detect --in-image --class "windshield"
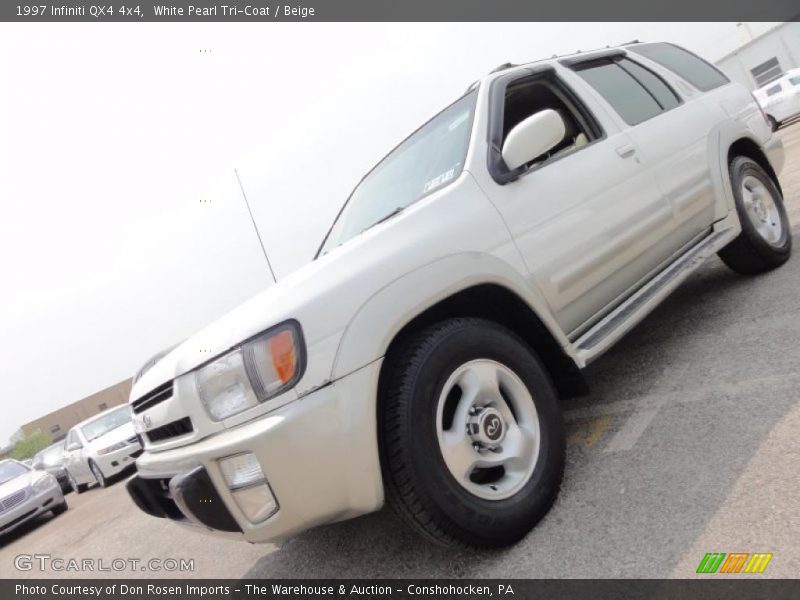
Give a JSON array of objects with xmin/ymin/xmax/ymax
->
[
  {"xmin": 0, "ymin": 461, "xmax": 28, "ymax": 484},
  {"xmin": 37, "ymin": 443, "xmax": 65, "ymax": 466},
  {"xmin": 319, "ymin": 91, "xmax": 477, "ymax": 255},
  {"xmin": 81, "ymin": 406, "xmax": 132, "ymax": 442}
]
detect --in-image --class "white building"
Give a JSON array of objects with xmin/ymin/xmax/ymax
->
[{"xmin": 716, "ymin": 22, "xmax": 800, "ymax": 91}]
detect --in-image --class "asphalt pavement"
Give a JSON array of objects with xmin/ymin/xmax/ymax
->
[{"xmin": 1, "ymin": 120, "xmax": 799, "ymax": 579}]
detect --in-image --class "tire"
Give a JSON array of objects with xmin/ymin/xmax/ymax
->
[
  {"xmin": 89, "ymin": 460, "xmax": 108, "ymax": 488},
  {"xmin": 67, "ymin": 470, "xmax": 88, "ymax": 494},
  {"xmin": 51, "ymin": 501, "xmax": 68, "ymax": 516},
  {"xmin": 379, "ymin": 317, "xmax": 565, "ymax": 549},
  {"xmin": 767, "ymin": 115, "xmax": 779, "ymax": 132},
  {"xmin": 718, "ymin": 156, "xmax": 791, "ymax": 274}
]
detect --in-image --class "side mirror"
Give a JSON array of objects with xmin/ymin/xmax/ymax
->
[
  {"xmin": 66, "ymin": 442, "xmax": 81, "ymax": 452},
  {"xmin": 501, "ymin": 109, "xmax": 566, "ymax": 171}
]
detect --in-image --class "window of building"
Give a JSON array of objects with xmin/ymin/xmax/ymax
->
[
  {"xmin": 751, "ymin": 57, "xmax": 783, "ymax": 88},
  {"xmin": 50, "ymin": 424, "xmax": 61, "ymax": 434},
  {"xmin": 630, "ymin": 42, "xmax": 729, "ymax": 92},
  {"xmin": 98, "ymin": 402, "xmax": 108, "ymax": 411}
]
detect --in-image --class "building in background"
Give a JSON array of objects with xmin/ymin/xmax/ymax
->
[
  {"xmin": 716, "ymin": 22, "xmax": 800, "ymax": 91},
  {"xmin": 18, "ymin": 379, "xmax": 132, "ymax": 442}
]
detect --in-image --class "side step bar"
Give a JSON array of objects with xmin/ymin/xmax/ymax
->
[{"xmin": 574, "ymin": 227, "xmax": 737, "ymax": 366}]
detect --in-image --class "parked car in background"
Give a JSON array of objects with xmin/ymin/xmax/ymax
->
[
  {"xmin": 754, "ymin": 68, "xmax": 800, "ymax": 131},
  {"xmin": 63, "ymin": 405, "xmax": 142, "ymax": 493},
  {"xmin": 32, "ymin": 441, "xmax": 71, "ymax": 493},
  {"xmin": 0, "ymin": 459, "xmax": 66, "ymax": 536},
  {"xmin": 126, "ymin": 42, "xmax": 789, "ymax": 548}
]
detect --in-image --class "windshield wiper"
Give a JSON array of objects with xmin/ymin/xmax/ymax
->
[{"xmin": 361, "ymin": 206, "xmax": 405, "ymax": 235}]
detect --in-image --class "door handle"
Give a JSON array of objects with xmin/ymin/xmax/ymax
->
[{"xmin": 615, "ymin": 144, "xmax": 636, "ymax": 158}]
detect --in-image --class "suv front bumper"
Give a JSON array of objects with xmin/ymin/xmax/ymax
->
[{"xmin": 126, "ymin": 360, "xmax": 383, "ymax": 542}]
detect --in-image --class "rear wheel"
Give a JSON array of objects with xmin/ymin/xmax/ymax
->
[
  {"xmin": 718, "ymin": 156, "xmax": 791, "ymax": 274},
  {"xmin": 379, "ymin": 318, "xmax": 565, "ymax": 548}
]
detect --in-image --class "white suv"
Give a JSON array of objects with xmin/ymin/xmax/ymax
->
[
  {"xmin": 754, "ymin": 68, "xmax": 800, "ymax": 131},
  {"xmin": 125, "ymin": 42, "xmax": 790, "ymax": 548}
]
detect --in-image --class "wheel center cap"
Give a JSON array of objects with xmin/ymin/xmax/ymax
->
[{"xmin": 469, "ymin": 407, "xmax": 506, "ymax": 447}]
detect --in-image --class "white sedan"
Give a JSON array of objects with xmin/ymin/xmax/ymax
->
[
  {"xmin": 63, "ymin": 405, "xmax": 142, "ymax": 492},
  {"xmin": 754, "ymin": 69, "xmax": 800, "ymax": 131},
  {"xmin": 0, "ymin": 459, "xmax": 66, "ymax": 536}
]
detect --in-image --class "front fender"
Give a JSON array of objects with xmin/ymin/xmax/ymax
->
[{"xmin": 331, "ymin": 252, "xmax": 572, "ymax": 380}]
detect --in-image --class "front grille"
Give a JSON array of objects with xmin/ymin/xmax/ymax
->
[
  {"xmin": 0, "ymin": 489, "xmax": 27, "ymax": 513},
  {"xmin": 146, "ymin": 417, "xmax": 193, "ymax": 443},
  {"xmin": 131, "ymin": 380, "xmax": 173, "ymax": 414}
]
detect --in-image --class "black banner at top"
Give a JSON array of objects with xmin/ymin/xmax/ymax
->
[{"xmin": 3, "ymin": 0, "xmax": 800, "ymax": 22}]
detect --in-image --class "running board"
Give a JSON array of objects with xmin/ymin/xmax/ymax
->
[{"xmin": 573, "ymin": 227, "xmax": 737, "ymax": 366}]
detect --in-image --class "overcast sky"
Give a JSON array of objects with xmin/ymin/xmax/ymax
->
[{"xmin": 0, "ymin": 21, "xmax": 780, "ymax": 445}]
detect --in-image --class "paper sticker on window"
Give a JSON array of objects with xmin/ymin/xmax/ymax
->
[
  {"xmin": 448, "ymin": 110, "xmax": 470, "ymax": 131},
  {"xmin": 423, "ymin": 168, "xmax": 456, "ymax": 193}
]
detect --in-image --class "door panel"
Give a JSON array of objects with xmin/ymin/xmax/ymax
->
[
  {"xmin": 623, "ymin": 100, "xmax": 717, "ymax": 247},
  {"xmin": 492, "ymin": 132, "xmax": 680, "ymax": 335}
]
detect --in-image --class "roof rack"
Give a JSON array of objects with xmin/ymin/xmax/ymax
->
[{"xmin": 489, "ymin": 62, "xmax": 517, "ymax": 74}]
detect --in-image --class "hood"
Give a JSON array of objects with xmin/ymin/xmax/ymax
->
[
  {"xmin": 130, "ymin": 227, "xmax": 374, "ymax": 399},
  {"xmin": 86, "ymin": 421, "xmax": 136, "ymax": 450},
  {"xmin": 0, "ymin": 471, "xmax": 39, "ymax": 497},
  {"xmin": 129, "ymin": 172, "xmax": 499, "ymax": 402}
]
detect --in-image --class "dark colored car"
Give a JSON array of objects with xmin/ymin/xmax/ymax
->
[{"xmin": 32, "ymin": 442, "xmax": 71, "ymax": 494}]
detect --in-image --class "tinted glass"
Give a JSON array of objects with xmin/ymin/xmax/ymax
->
[
  {"xmin": 576, "ymin": 61, "xmax": 662, "ymax": 125},
  {"xmin": 619, "ymin": 58, "xmax": 681, "ymax": 110},
  {"xmin": 38, "ymin": 443, "xmax": 65, "ymax": 466},
  {"xmin": 790, "ymin": 76, "xmax": 800, "ymax": 86},
  {"xmin": 632, "ymin": 43, "xmax": 728, "ymax": 92},
  {"xmin": 766, "ymin": 84, "xmax": 782, "ymax": 96}
]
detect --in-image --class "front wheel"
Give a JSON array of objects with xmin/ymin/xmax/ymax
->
[
  {"xmin": 51, "ymin": 501, "xmax": 68, "ymax": 516},
  {"xmin": 718, "ymin": 156, "xmax": 791, "ymax": 274},
  {"xmin": 89, "ymin": 461, "xmax": 108, "ymax": 488},
  {"xmin": 67, "ymin": 470, "xmax": 88, "ymax": 494},
  {"xmin": 379, "ymin": 318, "xmax": 565, "ymax": 548}
]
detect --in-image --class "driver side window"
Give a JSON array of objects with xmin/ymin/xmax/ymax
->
[
  {"xmin": 501, "ymin": 74, "xmax": 601, "ymax": 171},
  {"xmin": 66, "ymin": 429, "xmax": 80, "ymax": 449}
]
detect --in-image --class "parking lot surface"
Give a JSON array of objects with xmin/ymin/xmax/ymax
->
[{"xmin": 2, "ymin": 120, "xmax": 799, "ymax": 579}]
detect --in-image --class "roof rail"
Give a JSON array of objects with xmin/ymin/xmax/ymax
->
[{"xmin": 489, "ymin": 62, "xmax": 516, "ymax": 74}]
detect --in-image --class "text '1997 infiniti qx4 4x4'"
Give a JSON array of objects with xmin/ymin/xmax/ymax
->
[{"xmin": 125, "ymin": 42, "xmax": 790, "ymax": 548}]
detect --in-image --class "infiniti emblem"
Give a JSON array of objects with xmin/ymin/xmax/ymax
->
[{"xmin": 483, "ymin": 414, "xmax": 503, "ymax": 441}]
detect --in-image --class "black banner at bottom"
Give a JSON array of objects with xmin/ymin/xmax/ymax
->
[{"xmin": 4, "ymin": 580, "xmax": 800, "ymax": 600}]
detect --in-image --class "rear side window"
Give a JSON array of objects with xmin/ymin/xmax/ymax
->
[
  {"xmin": 574, "ymin": 58, "xmax": 678, "ymax": 126},
  {"xmin": 631, "ymin": 43, "xmax": 729, "ymax": 92},
  {"xmin": 790, "ymin": 76, "xmax": 800, "ymax": 86},
  {"xmin": 618, "ymin": 58, "xmax": 680, "ymax": 111},
  {"xmin": 765, "ymin": 84, "xmax": 782, "ymax": 96}
]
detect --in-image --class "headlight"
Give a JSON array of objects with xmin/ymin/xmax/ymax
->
[
  {"xmin": 195, "ymin": 321, "xmax": 304, "ymax": 421},
  {"xmin": 97, "ymin": 442, "xmax": 127, "ymax": 455},
  {"xmin": 32, "ymin": 474, "xmax": 56, "ymax": 492}
]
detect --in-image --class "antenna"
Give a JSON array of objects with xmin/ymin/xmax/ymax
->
[{"xmin": 234, "ymin": 168, "xmax": 277, "ymax": 284}]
